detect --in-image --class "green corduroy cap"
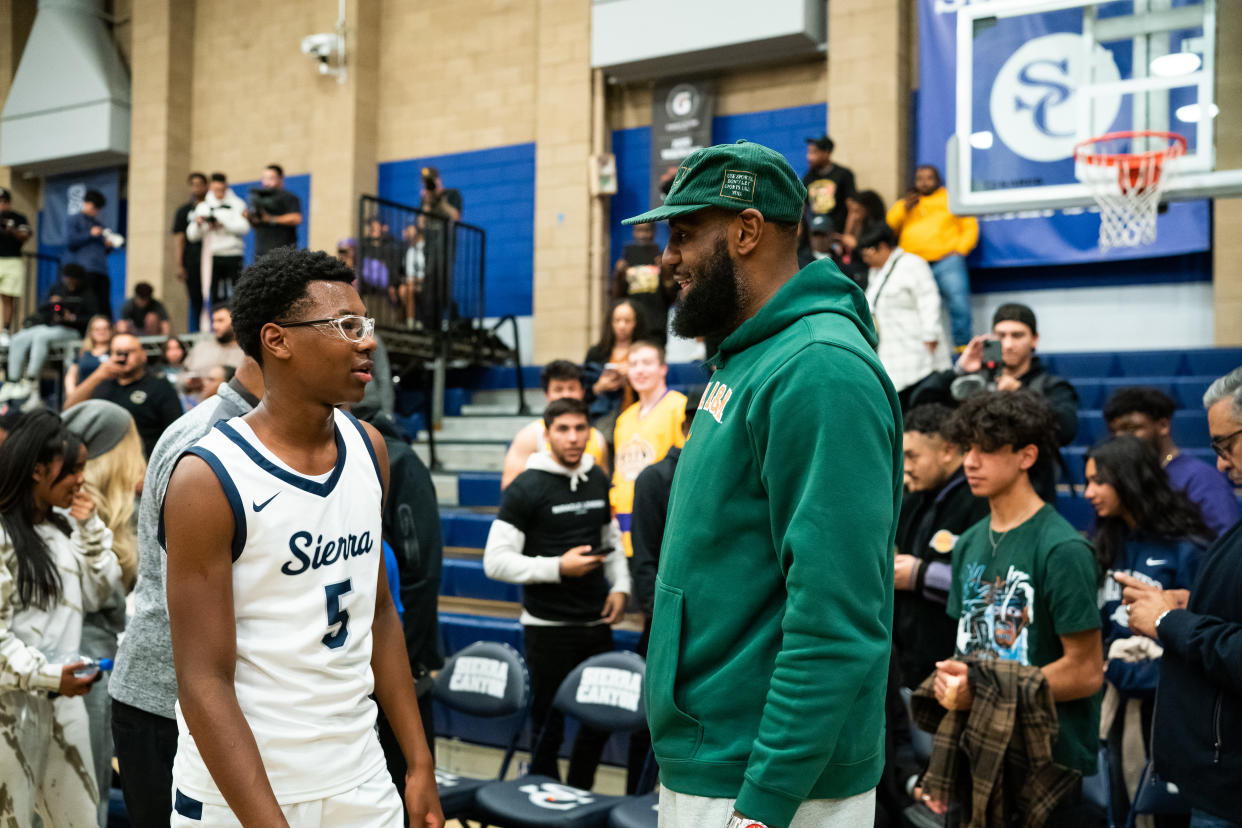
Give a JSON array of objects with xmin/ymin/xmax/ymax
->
[{"xmin": 622, "ymin": 139, "xmax": 808, "ymax": 225}]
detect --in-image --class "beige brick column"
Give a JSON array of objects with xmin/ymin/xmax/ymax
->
[
  {"xmin": 1214, "ymin": 0, "xmax": 1242, "ymax": 345},
  {"xmin": 305, "ymin": 0, "xmax": 379, "ymax": 254},
  {"xmin": 0, "ymin": 0, "xmax": 38, "ymax": 249},
  {"xmin": 531, "ymin": 0, "xmax": 593, "ymax": 364},
  {"xmin": 129, "ymin": 0, "xmax": 196, "ymax": 329},
  {"xmin": 827, "ymin": 0, "xmax": 913, "ymax": 203}
]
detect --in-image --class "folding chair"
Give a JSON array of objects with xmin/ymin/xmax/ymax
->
[
  {"xmin": 431, "ymin": 641, "xmax": 531, "ymax": 822},
  {"xmin": 473, "ymin": 650, "xmax": 648, "ymax": 828}
]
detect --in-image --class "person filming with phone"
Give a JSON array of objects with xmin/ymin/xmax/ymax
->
[
  {"xmin": 912, "ymin": 303, "xmax": 1079, "ymax": 448},
  {"xmin": 482, "ymin": 396, "xmax": 629, "ymax": 791}
]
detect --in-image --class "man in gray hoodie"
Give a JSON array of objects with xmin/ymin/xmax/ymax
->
[{"xmin": 109, "ymin": 356, "xmax": 263, "ymax": 828}]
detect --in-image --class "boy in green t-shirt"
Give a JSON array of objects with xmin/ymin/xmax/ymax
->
[{"xmin": 930, "ymin": 391, "xmax": 1103, "ymax": 817}]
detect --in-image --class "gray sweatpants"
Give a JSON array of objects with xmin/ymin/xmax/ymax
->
[{"xmin": 8, "ymin": 324, "xmax": 79, "ymax": 380}]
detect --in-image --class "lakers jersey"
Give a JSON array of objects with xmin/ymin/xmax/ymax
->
[
  {"xmin": 537, "ymin": 419, "xmax": 608, "ymax": 470},
  {"xmin": 611, "ymin": 389, "xmax": 687, "ymax": 556},
  {"xmin": 166, "ymin": 409, "xmax": 388, "ymax": 805}
]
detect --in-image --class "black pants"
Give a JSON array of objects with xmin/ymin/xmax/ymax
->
[
  {"xmin": 524, "ymin": 623, "xmax": 614, "ymax": 789},
  {"xmin": 209, "ymin": 255, "xmax": 243, "ymax": 309},
  {"xmin": 185, "ymin": 257, "xmax": 203, "ymax": 332},
  {"xmin": 88, "ymin": 269, "xmax": 112, "ymax": 320},
  {"xmin": 111, "ymin": 699, "xmax": 178, "ymax": 828},
  {"xmin": 626, "ymin": 614, "xmax": 654, "ymax": 793}
]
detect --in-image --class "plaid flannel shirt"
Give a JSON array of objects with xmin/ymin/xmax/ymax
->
[{"xmin": 911, "ymin": 659, "xmax": 1081, "ymax": 827}]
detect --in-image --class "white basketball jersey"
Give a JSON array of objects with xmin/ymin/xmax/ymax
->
[{"xmin": 168, "ymin": 408, "xmax": 388, "ymax": 805}]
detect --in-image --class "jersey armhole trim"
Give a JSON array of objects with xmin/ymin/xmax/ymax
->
[
  {"xmin": 341, "ymin": 410, "xmax": 383, "ymax": 490},
  {"xmin": 177, "ymin": 446, "xmax": 247, "ymax": 562}
]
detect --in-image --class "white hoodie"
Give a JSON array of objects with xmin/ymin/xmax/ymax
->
[
  {"xmin": 483, "ymin": 451, "xmax": 631, "ymax": 626},
  {"xmin": 185, "ymin": 188, "xmax": 250, "ymax": 257}
]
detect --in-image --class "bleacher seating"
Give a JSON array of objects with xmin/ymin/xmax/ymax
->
[{"xmin": 429, "ymin": 347, "xmax": 1242, "ymax": 762}]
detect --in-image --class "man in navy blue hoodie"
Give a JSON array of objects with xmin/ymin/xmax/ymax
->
[
  {"xmin": 66, "ymin": 189, "xmax": 114, "ymax": 319},
  {"xmin": 1120, "ymin": 366, "xmax": 1242, "ymax": 827}
]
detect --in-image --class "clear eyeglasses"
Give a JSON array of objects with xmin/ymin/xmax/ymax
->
[{"xmin": 280, "ymin": 314, "xmax": 376, "ymax": 343}]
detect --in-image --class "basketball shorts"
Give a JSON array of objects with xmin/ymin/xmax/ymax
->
[{"xmin": 170, "ymin": 764, "xmax": 403, "ymax": 828}]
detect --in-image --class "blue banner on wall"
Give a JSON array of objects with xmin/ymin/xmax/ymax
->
[{"xmin": 916, "ymin": 0, "xmax": 1209, "ymax": 268}]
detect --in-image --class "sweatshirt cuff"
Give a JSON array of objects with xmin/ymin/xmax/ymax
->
[
  {"xmin": 735, "ymin": 776, "xmax": 802, "ymax": 828},
  {"xmin": 536, "ymin": 555, "xmax": 562, "ymax": 583},
  {"xmin": 33, "ymin": 661, "xmax": 62, "ymax": 692},
  {"xmin": 1155, "ymin": 608, "xmax": 1192, "ymax": 653}
]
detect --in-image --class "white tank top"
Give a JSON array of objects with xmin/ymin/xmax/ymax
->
[{"xmin": 168, "ymin": 408, "xmax": 388, "ymax": 805}]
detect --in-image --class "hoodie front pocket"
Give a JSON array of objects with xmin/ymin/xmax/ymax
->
[{"xmin": 645, "ymin": 577, "xmax": 704, "ymax": 760}]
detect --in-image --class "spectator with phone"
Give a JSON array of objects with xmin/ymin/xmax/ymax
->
[
  {"xmin": 1, "ymin": 264, "xmax": 101, "ymax": 404},
  {"xmin": 482, "ymin": 397, "xmax": 629, "ymax": 791},
  {"xmin": 584, "ymin": 298, "xmax": 647, "ymax": 426},
  {"xmin": 65, "ymin": 189, "xmax": 116, "ymax": 320},
  {"xmin": 62, "ymin": 333, "xmax": 183, "ymax": 458},
  {"xmin": 185, "ymin": 173, "xmax": 249, "ymax": 309},
  {"xmin": 911, "ymin": 303, "xmax": 1079, "ymax": 448},
  {"xmin": 0, "ymin": 409, "xmax": 123, "ymax": 827},
  {"xmin": 418, "ymin": 166, "xmax": 461, "ymax": 328}
]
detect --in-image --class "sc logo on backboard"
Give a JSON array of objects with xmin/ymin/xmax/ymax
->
[{"xmin": 990, "ymin": 33, "xmax": 1122, "ymax": 162}]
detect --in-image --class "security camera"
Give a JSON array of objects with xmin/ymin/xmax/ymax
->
[{"xmin": 301, "ymin": 33, "xmax": 337, "ymax": 60}]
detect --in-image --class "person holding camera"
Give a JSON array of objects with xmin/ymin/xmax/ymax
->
[
  {"xmin": 0, "ymin": 187, "xmax": 32, "ymax": 336},
  {"xmin": 247, "ymin": 164, "xmax": 302, "ymax": 259},
  {"xmin": 0, "ymin": 264, "xmax": 101, "ymax": 403},
  {"xmin": 482, "ymin": 397, "xmax": 629, "ymax": 791},
  {"xmin": 185, "ymin": 173, "xmax": 250, "ymax": 311},
  {"xmin": 62, "ymin": 333, "xmax": 183, "ymax": 458},
  {"xmin": 418, "ymin": 167, "xmax": 461, "ymax": 327},
  {"xmin": 66, "ymin": 189, "xmax": 117, "ymax": 320}
]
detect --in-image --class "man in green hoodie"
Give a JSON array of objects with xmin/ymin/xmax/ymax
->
[{"xmin": 622, "ymin": 140, "xmax": 902, "ymax": 828}]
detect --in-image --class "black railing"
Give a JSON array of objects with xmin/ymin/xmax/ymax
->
[{"xmin": 356, "ymin": 195, "xmax": 486, "ymax": 332}]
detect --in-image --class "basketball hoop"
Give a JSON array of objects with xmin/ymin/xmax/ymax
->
[{"xmin": 1074, "ymin": 131, "xmax": 1186, "ymax": 252}]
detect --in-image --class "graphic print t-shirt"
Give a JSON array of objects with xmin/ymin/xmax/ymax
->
[{"xmin": 946, "ymin": 504, "xmax": 1101, "ymax": 774}]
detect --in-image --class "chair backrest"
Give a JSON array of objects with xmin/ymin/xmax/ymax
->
[
  {"xmin": 552, "ymin": 650, "xmax": 646, "ymax": 733},
  {"xmin": 433, "ymin": 640, "xmax": 530, "ymax": 718}
]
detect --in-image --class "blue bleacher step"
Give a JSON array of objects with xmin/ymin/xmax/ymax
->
[
  {"xmin": 442, "ymin": 556, "xmax": 520, "ymax": 603},
  {"xmin": 1061, "ymin": 446, "xmax": 1222, "ymax": 486},
  {"xmin": 1074, "ymin": 409, "xmax": 1208, "ymax": 449},
  {"xmin": 413, "ymin": 441, "xmax": 507, "ymax": 472},
  {"xmin": 440, "ymin": 508, "xmax": 497, "ymax": 549},
  {"xmin": 1071, "ymin": 376, "xmax": 1216, "ymax": 410}
]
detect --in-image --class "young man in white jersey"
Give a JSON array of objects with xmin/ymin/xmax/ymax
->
[{"xmin": 163, "ymin": 248, "xmax": 442, "ymax": 827}]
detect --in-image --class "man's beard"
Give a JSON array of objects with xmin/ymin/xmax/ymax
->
[
  {"xmin": 217, "ymin": 330, "xmax": 236, "ymax": 345},
  {"xmin": 671, "ymin": 239, "xmax": 744, "ymax": 340}
]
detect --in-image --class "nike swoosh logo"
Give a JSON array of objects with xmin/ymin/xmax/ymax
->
[
  {"xmin": 1145, "ymin": 558, "xmax": 1168, "ymax": 567},
  {"xmin": 252, "ymin": 493, "xmax": 279, "ymax": 512}
]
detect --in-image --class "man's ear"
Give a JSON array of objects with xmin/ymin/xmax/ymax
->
[
  {"xmin": 734, "ymin": 209, "xmax": 765, "ymax": 257},
  {"xmin": 259, "ymin": 322, "xmax": 294, "ymax": 363},
  {"xmin": 1017, "ymin": 443, "xmax": 1040, "ymax": 472}
]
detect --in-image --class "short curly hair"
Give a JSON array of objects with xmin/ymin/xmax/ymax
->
[
  {"xmin": 230, "ymin": 248, "xmax": 355, "ymax": 364},
  {"xmin": 1103, "ymin": 386, "xmax": 1176, "ymax": 424},
  {"xmin": 941, "ymin": 390, "xmax": 1058, "ymax": 457}
]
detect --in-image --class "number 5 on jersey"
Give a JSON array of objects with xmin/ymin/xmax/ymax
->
[{"xmin": 323, "ymin": 579, "xmax": 353, "ymax": 649}]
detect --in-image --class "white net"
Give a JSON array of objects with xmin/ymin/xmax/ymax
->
[{"xmin": 1075, "ymin": 133, "xmax": 1184, "ymax": 252}]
